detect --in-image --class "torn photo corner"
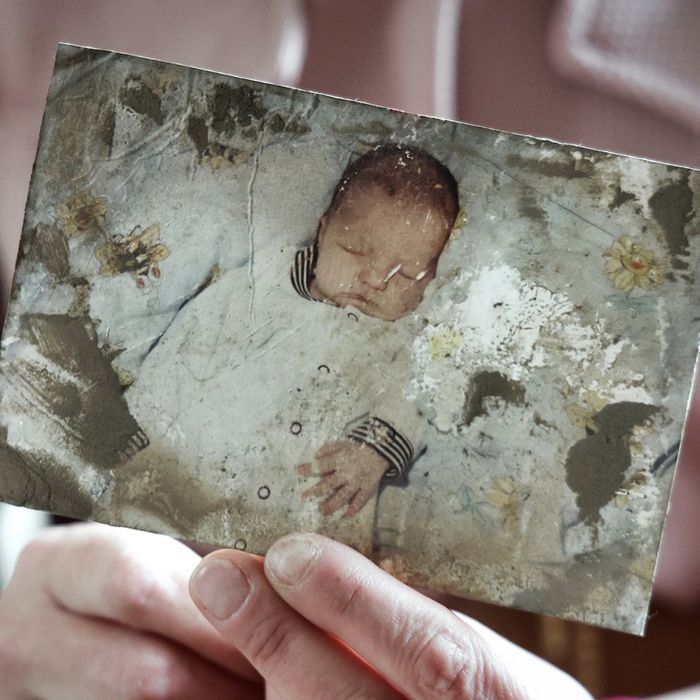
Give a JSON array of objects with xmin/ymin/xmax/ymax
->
[{"xmin": 1, "ymin": 43, "xmax": 698, "ymax": 635}]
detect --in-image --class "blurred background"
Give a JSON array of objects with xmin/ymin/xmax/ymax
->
[{"xmin": 0, "ymin": 1, "xmax": 699, "ymax": 696}]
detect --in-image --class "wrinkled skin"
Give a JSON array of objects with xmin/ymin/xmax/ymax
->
[{"xmin": 0, "ymin": 523, "xmax": 598, "ymax": 699}]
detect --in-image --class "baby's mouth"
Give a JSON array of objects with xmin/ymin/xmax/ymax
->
[
  {"xmin": 340, "ymin": 291, "xmax": 373, "ymax": 304},
  {"xmin": 339, "ymin": 293, "xmax": 380, "ymax": 313}
]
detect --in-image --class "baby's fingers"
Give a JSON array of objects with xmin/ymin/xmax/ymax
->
[
  {"xmin": 296, "ymin": 462, "xmax": 313, "ymax": 477},
  {"xmin": 319, "ymin": 483, "xmax": 355, "ymax": 517},
  {"xmin": 343, "ymin": 486, "xmax": 372, "ymax": 518},
  {"xmin": 301, "ymin": 471, "xmax": 342, "ymax": 500}
]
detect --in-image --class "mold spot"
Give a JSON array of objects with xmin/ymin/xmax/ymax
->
[
  {"xmin": 565, "ymin": 401, "xmax": 659, "ymax": 523},
  {"xmin": 268, "ymin": 112, "xmax": 311, "ymax": 135},
  {"xmin": 209, "ymin": 83, "xmax": 265, "ymax": 136},
  {"xmin": 100, "ymin": 104, "xmax": 116, "ymax": 157},
  {"xmin": 0, "ymin": 428, "xmax": 95, "ymax": 519},
  {"xmin": 505, "ymin": 153, "xmax": 593, "ymax": 179},
  {"xmin": 518, "ymin": 190, "xmax": 548, "ymax": 227},
  {"xmin": 462, "ymin": 371, "xmax": 526, "ymax": 426},
  {"xmin": 331, "ymin": 120, "xmax": 395, "ymax": 140},
  {"xmin": 608, "ymin": 185, "xmax": 636, "ymax": 210},
  {"xmin": 17, "ymin": 314, "xmax": 147, "ymax": 470},
  {"xmin": 67, "ymin": 283, "xmax": 91, "ymax": 319},
  {"xmin": 55, "ymin": 47, "xmax": 98, "ymax": 71},
  {"xmin": 186, "ymin": 114, "xmax": 209, "ymax": 156},
  {"xmin": 120, "ymin": 79, "xmax": 164, "ymax": 125},
  {"xmin": 649, "ymin": 175, "xmax": 694, "ymax": 271},
  {"xmin": 269, "ymin": 113, "xmax": 286, "ymax": 132},
  {"xmin": 27, "ymin": 224, "xmax": 70, "ymax": 280},
  {"xmin": 533, "ymin": 412, "xmax": 556, "ymax": 431}
]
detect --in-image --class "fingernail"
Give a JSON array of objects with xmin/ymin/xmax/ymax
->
[
  {"xmin": 266, "ymin": 535, "xmax": 320, "ymax": 585},
  {"xmin": 190, "ymin": 558, "xmax": 250, "ymax": 619}
]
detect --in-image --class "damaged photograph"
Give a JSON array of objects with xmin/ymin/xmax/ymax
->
[{"xmin": 1, "ymin": 44, "xmax": 699, "ymax": 634}]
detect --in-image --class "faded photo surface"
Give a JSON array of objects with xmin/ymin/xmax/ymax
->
[{"xmin": 1, "ymin": 45, "xmax": 699, "ymax": 633}]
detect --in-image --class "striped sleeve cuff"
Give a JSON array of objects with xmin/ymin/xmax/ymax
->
[
  {"xmin": 346, "ymin": 416, "xmax": 414, "ymax": 481},
  {"xmin": 118, "ymin": 429, "xmax": 150, "ymax": 465},
  {"xmin": 290, "ymin": 246, "xmax": 318, "ymax": 301}
]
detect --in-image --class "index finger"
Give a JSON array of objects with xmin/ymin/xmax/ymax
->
[{"xmin": 18, "ymin": 522, "xmax": 259, "ymax": 683}]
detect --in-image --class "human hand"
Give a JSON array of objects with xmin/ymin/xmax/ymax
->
[
  {"xmin": 297, "ymin": 439, "xmax": 387, "ymax": 517},
  {"xmin": 0, "ymin": 522, "xmax": 261, "ymax": 699},
  {"xmin": 190, "ymin": 532, "xmax": 594, "ymax": 700}
]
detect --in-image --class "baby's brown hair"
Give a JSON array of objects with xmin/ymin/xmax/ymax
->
[{"xmin": 327, "ymin": 144, "xmax": 459, "ymax": 228}]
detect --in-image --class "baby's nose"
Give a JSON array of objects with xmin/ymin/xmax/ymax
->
[{"xmin": 360, "ymin": 264, "xmax": 390, "ymax": 290}]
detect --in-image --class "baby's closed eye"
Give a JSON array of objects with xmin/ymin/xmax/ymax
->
[
  {"xmin": 338, "ymin": 242, "xmax": 366, "ymax": 257},
  {"xmin": 397, "ymin": 264, "xmax": 431, "ymax": 281}
]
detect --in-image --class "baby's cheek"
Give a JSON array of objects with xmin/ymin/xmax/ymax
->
[
  {"xmin": 316, "ymin": 256, "xmax": 342, "ymax": 290},
  {"xmin": 330, "ymin": 253, "xmax": 360, "ymax": 287},
  {"xmin": 390, "ymin": 277, "xmax": 424, "ymax": 310},
  {"xmin": 345, "ymin": 259, "xmax": 368, "ymax": 290}
]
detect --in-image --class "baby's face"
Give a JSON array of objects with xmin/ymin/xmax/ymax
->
[{"xmin": 313, "ymin": 184, "xmax": 452, "ymax": 321}]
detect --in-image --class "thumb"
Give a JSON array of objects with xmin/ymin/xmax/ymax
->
[{"xmin": 189, "ymin": 548, "xmax": 400, "ymax": 699}]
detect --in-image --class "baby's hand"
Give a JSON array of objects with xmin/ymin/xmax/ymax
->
[{"xmin": 297, "ymin": 439, "xmax": 387, "ymax": 517}]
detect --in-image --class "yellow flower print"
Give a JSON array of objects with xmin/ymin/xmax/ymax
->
[
  {"xmin": 95, "ymin": 224, "xmax": 170, "ymax": 287},
  {"xmin": 202, "ymin": 143, "xmax": 243, "ymax": 171},
  {"xmin": 57, "ymin": 190, "xmax": 108, "ymax": 236},
  {"xmin": 486, "ymin": 476, "xmax": 527, "ymax": 527},
  {"xmin": 427, "ymin": 326, "xmax": 464, "ymax": 360},
  {"xmin": 449, "ymin": 208, "xmax": 467, "ymax": 238},
  {"xmin": 603, "ymin": 235, "xmax": 663, "ymax": 292},
  {"xmin": 116, "ymin": 368, "xmax": 135, "ymax": 388},
  {"xmin": 453, "ymin": 208, "xmax": 466, "ymax": 230}
]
